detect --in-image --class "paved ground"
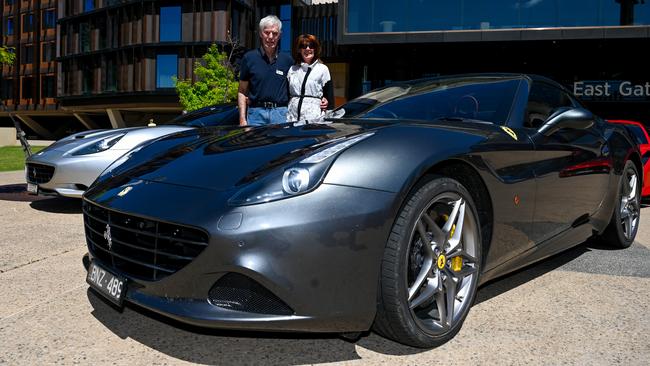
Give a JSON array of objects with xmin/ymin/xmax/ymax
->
[{"xmin": 0, "ymin": 169, "xmax": 649, "ymax": 365}]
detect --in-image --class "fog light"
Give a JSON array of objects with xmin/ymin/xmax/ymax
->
[{"xmin": 451, "ymin": 256, "xmax": 463, "ymax": 272}]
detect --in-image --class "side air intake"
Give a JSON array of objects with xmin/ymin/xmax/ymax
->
[{"xmin": 208, "ymin": 273, "xmax": 294, "ymax": 316}]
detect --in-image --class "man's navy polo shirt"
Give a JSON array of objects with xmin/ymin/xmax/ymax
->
[{"xmin": 239, "ymin": 47, "xmax": 294, "ymax": 106}]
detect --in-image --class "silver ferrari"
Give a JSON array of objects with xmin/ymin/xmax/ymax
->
[{"xmin": 25, "ymin": 104, "xmax": 238, "ymax": 198}]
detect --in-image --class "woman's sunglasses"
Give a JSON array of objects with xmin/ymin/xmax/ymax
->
[{"xmin": 299, "ymin": 43, "xmax": 316, "ymax": 49}]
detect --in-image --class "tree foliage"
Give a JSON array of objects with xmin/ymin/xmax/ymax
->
[
  {"xmin": 0, "ymin": 46, "xmax": 15, "ymax": 65},
  {"xmin": 175, "ymin": 44, "xmax": 239, "ymax": 112}
]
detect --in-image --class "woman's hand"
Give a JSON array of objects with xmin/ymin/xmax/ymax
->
[{"xmin": 320, "ymin": 97, "xmax": 329, "ymax": 111}]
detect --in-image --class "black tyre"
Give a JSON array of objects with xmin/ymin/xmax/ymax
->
[
  {"xmin": 600, "ymin": 161, "xmax": 641, "ymax": 248},
  {"xmin": 374, "ymin": 176, "xmax": 482, "ymax": 348}
]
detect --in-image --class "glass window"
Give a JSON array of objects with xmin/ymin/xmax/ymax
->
[
  {"xmin": 525, "ymin": 82, "xmax": 575, "ymax": 128},
  {"xmin": 42, "ymin": 42, "xmax": 55, "ymax": 62},
  {"xmin": 231, "ymin": 8, "xmax": 240, "ymax": 41},
  {"xmin": 96, "ymin": 17, "xmax": 107, "ymax": 49},
  {"xmin": 43, "ymin": 9, "xmax": 56, "ymax": 29},
  {"xmin": 160, "ymin": 6, "xmax": 181, "ymax": 41},
  {"xmin": 156, "ymin": 54, "xmax": 177, "ymax": 88},
  {"xmin": 80, "ymin": 23, "xmax": 90, "ymax": 52},
  {"xmin": 84, "ymin": 0, "xmax": 95, "ymax": 12},
  {"xmin": 82, "ymin": 67, "xmax": 93, "ymax": 94},
  {"xmin": 21, "ymin": 45, "xmax": 34, "ymax": 64},
  {"xmin": 105, "ymin": 58, "xmax": 117, "ymax": 92},
  {"xmin": 41, "ymin": 75, "xmax": 56, "ymax": 98},
  {"xmin": 347, "ymin": 0, "xmax": 645, "ymax": 33},
  {"xmin": 165, "ymin": 105, "xmax": 239, "ymax": 127},
  {"xmin": 280, "ymin": 4, "xmax": 291, "ymax": 52},
  {"xmin": 335, "ymin": 77, "xmax": 520, "ymax": 125},
  {"xmin": 22, "ymin": 13, "xmax": 34, "ymax": 33},
  {"xmin": 21, "ymin": 77, "xmax": 33, "ymax": 99},
  {"xmin": 1, "ymin": 79, "xmax": 13, "ymax": 100},
  {"xmin": 5, "ymin": 17, "xmax": 14, "ymax": 35}
]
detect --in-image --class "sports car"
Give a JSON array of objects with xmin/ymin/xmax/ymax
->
[
  {"xmin": 81, "ymin": 74, "xmax": 640, "ymax": 348},
  {"xmin": 24, "ymin": 104, "xmax": 238, "ymax": 198},
  {"xmin": 607, "ymin": 120, "xmax": 650, "ymax": 197}
]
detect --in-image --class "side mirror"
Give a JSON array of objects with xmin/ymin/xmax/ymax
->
[{"xmin": 538, "ymin": 108, "xmax": 594, "ymax": 136}]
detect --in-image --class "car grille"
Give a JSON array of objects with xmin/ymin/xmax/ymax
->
[
  {"xmin": 83, "ymin": 201, "xmax": 209, "ymax": 281},
  {"xmin": 25, "ymin": 163, "xmax": 55, "ymax": 184}
]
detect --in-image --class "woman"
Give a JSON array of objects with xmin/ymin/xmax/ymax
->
[{"xmin": 286, "ymin": 34, "xmax": 334, "ymax": 122}]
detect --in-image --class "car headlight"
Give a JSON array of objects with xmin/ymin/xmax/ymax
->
[
  {"xmin": 229, "ymin": 132, "xmax": 374, "ymax": 206},
  {"xmin": 72, "ymin": 134, "xmax": 125, "ymax": 155},
  {"xmin": 282, "ymin": 167, "xmax": 310, "ymax": 194}
]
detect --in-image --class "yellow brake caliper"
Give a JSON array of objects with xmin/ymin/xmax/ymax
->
[{"xmin": 443, "ymin": 214, "xmax": 463, "ymax": 272}]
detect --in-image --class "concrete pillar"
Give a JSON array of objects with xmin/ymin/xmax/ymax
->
[
  {"xmin": 0, "ymin": 127, "xmax": 15, "ymax": 147},
  {"xmin": 73, "ymin": 113, "xmax": 101, "ymax": 130},
  {"xmin": 15, "ymin": 115, "xmax": 56, "ymax": 140},
  {"xmin": 106, "ymin": 109, "xmax": 126, "ymax": 129}
]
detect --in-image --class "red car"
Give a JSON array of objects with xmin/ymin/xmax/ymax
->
[{"xmin": 608, "ymin": 120, "xmax": 650, "ymax": 197}]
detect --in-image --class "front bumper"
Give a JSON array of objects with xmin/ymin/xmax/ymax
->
[
  {"xmin": 83, "ymin": 181, "xmax": 398, "ymax": 332},
  {"xmin": 26, "ymin": 149, "xmax": 127, "ymax": 198}
]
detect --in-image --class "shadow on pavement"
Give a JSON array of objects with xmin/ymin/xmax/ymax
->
[
  {"xmin": 86, "ymin": 236, "xmax": 648, "ymax": 360},
  {"xmin": 475, "ymin": 243, "xmax": 589, "ymax": 305},
  {"xmin": 476, "ymin": 237, "xmax": 650, "ymax": 305},
  {"xmin": 29, "ymin": 197, "xmax": 82, "ymax": 214},
  {"xmin": 87, "ymin": 289, "xmax": 366, "ymax": 364},
  {"xmin": 0, "ymin": 183, "xmax": 50, "ymax": 202}
]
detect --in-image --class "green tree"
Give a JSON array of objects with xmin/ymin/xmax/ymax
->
[
  {"xmin": 0, "ymin": 45, "xmax": 15, "ymax": 65},
  {"xmin": 175, "ymin": 44, "xmax": 239, "ymax": 112}
]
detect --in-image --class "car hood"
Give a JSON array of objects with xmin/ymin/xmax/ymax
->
[
  {"xmin": 41, "ymin": 126, "xmax": 192, "ymax": 154},
  {"xmin": 44, "ymin": 128, "xmax": 135, "ymax": 152},
  {"xmin": 90, "ymin": 123, "xmax": 373, "ymax": 193},
  {"xmin": 87, "ymin": 118, "xmax": 498, "ymax": 196}
]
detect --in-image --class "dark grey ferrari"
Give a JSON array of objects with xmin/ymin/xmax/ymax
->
[{"xmin": 82, "ymin": 74, "xmax": 641, "ymax": 348}]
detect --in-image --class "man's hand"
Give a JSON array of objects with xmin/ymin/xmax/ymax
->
[
  {"xmin": 238, "ymin": 81, "xmax": 250, "ymax": 126},
  {"xmin": 320, "ymin": 97, "xmax": 329, "ymax": 111}
]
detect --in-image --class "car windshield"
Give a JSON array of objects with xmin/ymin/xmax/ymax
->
[
  {"xmin": 330, "ymin": 77, "xmax": 521, "ymax": 125},
  {"xmin": 163, "ymin": 105, "xmax": 238, "ymax": 127}
]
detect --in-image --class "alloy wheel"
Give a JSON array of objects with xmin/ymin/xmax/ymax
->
[
  {"xmin": 406, "ymin": 192, "xmax": 480, "ymax": 334},
  {"xmin": 620, "ymin": 168, "xmax": 640, "ymax": 240}
]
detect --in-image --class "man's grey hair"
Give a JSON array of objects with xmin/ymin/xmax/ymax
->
[{"xmin": 259, "ymin": 15, "xmax": 282, "ymax": 33}]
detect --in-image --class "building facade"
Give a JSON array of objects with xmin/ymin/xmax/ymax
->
[
  {"xmin": 336, "ymin": 0, "xmax": 650, "ymax": 125},
  {"xmin": 1, "ymin": 0, "xmax": 342, "ymax": 138},
  {"xmin": 56, "ymin": 0, "xmax": 259, "ymax": 130},
  {"xmin": 1, "ymin": 0, "xmax": 60, "ymax": 139}
]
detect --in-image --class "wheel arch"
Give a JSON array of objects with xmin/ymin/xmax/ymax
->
[{"xmin": 409, "ymin": 159, "xmax": 494, "ymax": 269}]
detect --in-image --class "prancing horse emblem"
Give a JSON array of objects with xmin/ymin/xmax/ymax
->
[{"xmin": 103, "ymin": 224, "xmax": 113, "ymax": 250}]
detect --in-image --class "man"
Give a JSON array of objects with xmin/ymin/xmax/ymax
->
[
  {"xmin": 238, "ymin": 15, "xmax": 293, "ymax": 126},
  {"xmin": 238, "ymin": 15, "xmax": 327, "ymax": 126}
]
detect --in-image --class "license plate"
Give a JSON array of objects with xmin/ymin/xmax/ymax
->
[
  {"xmin": 26, "ymin": 183, "xmax": 38, "ymax": 194},
  {"xmin": 86, "ymin": 261, "xmax": 127, "ymax": 306}
]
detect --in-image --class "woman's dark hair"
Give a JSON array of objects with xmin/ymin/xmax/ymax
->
[{"xmin": 293, "ymin": 34, "xmax": 321, "ymax": 64}]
